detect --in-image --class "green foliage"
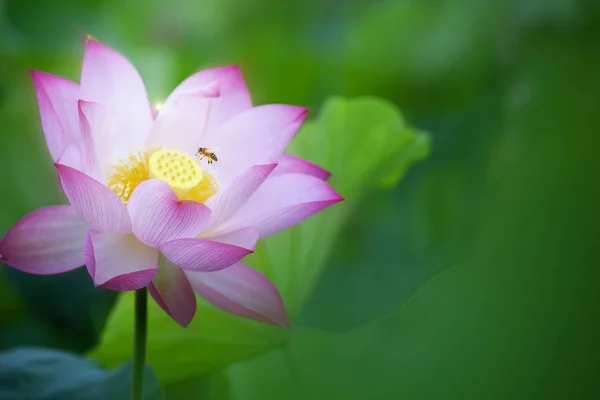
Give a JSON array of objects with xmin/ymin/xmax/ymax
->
[
  {"xmin": 0, "ymin": 347, "xmax": 162, "ymax": 399},
  {"xmin": 247, "ymin": 97, "xmax": 430, "ymax": 317},
  {"xmin": 228, "ymin": 17, "xmax": 600, "ymax": 399},
  {"xmin": 0, "ymin": 268, "xmax": 24, "ymax": 324},
  {"xmin": 91, "ymin": 292, "xmax": 288, "ymax": 385},
  {"xmin": 90, "ymin": 96, "xmax": 429, "ymax": 384}
]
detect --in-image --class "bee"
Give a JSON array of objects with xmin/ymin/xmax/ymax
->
[{"xmin": 196, "ymin": 147, "xmax": 218, "ymax": 164}]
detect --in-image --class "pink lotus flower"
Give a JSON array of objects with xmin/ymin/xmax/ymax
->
[{"xmin": 0, "ymin": 38, "xmax": 342, "ymax": 328}]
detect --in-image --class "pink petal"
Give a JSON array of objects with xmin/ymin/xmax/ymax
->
[
  {"xmin": 56, "ymin": 144, "xmax": 83, "ymax": 172},
  {"xmin": 144, "ymin": 83, "xmax": 218, "ymax": 155},
  {"xmin": 84, "ymin": 230, "xmax": 158, "ymax": 291},
  {"xmin": 147, "ymin": 65, "xmax": 251, "ymax": 153},
  {"xmin": 209, "ymin": 105, "xmax": 307, "ymax": 182},
  {"xmin": 205, "ymin": 164, "xmax": 277, "ymax": 229},
  {"xmin": 207, "ymin": 228, "xmax": 260, "ymax": 250},
  {"xmin": 55, "ymin": 164, "xmax": 131, "ymax": 234},
  {"xmin": 80, "ymin": 38, "xmax": 153, "ymax": 163},
  {"xmin": 182, "ymin": 65, "xmax": 252, "ymax": 138},
  {"xmin": 146, "ymin": 65, "xmax": 251, "ymax": 153},
  {"xmin": 30, "ymin": 70, "xmax": 80, "ymax": 165},
  {"xmin": 128, "ymin": 179, "xmax": 211, "ymax": 247},
  {"xmin": 220, "ymin": 173, "xmax": 343, "ymax": 237},
  {"xmin": 275, "ymin": 154, "xmax": 331, "ymax": 180},
  {"xmin": 160, "ymin": 237, "xmax": 256, "ymax": 272},
  {"xmin": 77, "ymin": 100, "xmax": 119, "ymax": 180},
  {"xmin": 185, "ymin": 262, "xmax": 289, "ymax": 327},
  {"xmin": 148, "ymin": 255, "xmax": 196, "ymax": 327},
  {"xmin": 0, "ymin": 206, "xmax": 89, "ymax": 274}
]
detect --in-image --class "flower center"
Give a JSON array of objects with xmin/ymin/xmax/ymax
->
[
  {"xmin": 107, "ymin": 148, "xmax": 218, "ymax": 204},
  {"xmin": 148, "ymin": 149, "xmax": 203, "ymax": 197}
]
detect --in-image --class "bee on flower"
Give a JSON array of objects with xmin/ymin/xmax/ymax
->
[{"xmin": 196, "ymin": 147, "xmax": 218, "ymax": 164}]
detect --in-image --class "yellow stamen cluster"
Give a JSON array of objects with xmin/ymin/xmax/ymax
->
[
  {"xmin": 107, "ymin": 150, "xmax": 152, "ymax": 204},
  {"xmin": 106, "ymin": 148, "xmax": 218, "ymax": 204}
]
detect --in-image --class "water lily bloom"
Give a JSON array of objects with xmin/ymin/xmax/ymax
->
[{"xmin": 0, "ymin": 38, "xmax": 342, "ymax": 327}]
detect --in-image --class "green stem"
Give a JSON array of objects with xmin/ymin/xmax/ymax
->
[{"xmin": 131, "ymin": 288, "xmax": 148, "ymax": 400}]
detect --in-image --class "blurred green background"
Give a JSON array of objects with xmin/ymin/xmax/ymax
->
[{"xmin": 1, "ymin": 0, "xmax": 600, "ymax": 399}]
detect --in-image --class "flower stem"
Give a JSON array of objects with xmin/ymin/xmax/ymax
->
[{"xmin": 132, "ymin": 288, "xmax": 148, "ymax": 400}]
